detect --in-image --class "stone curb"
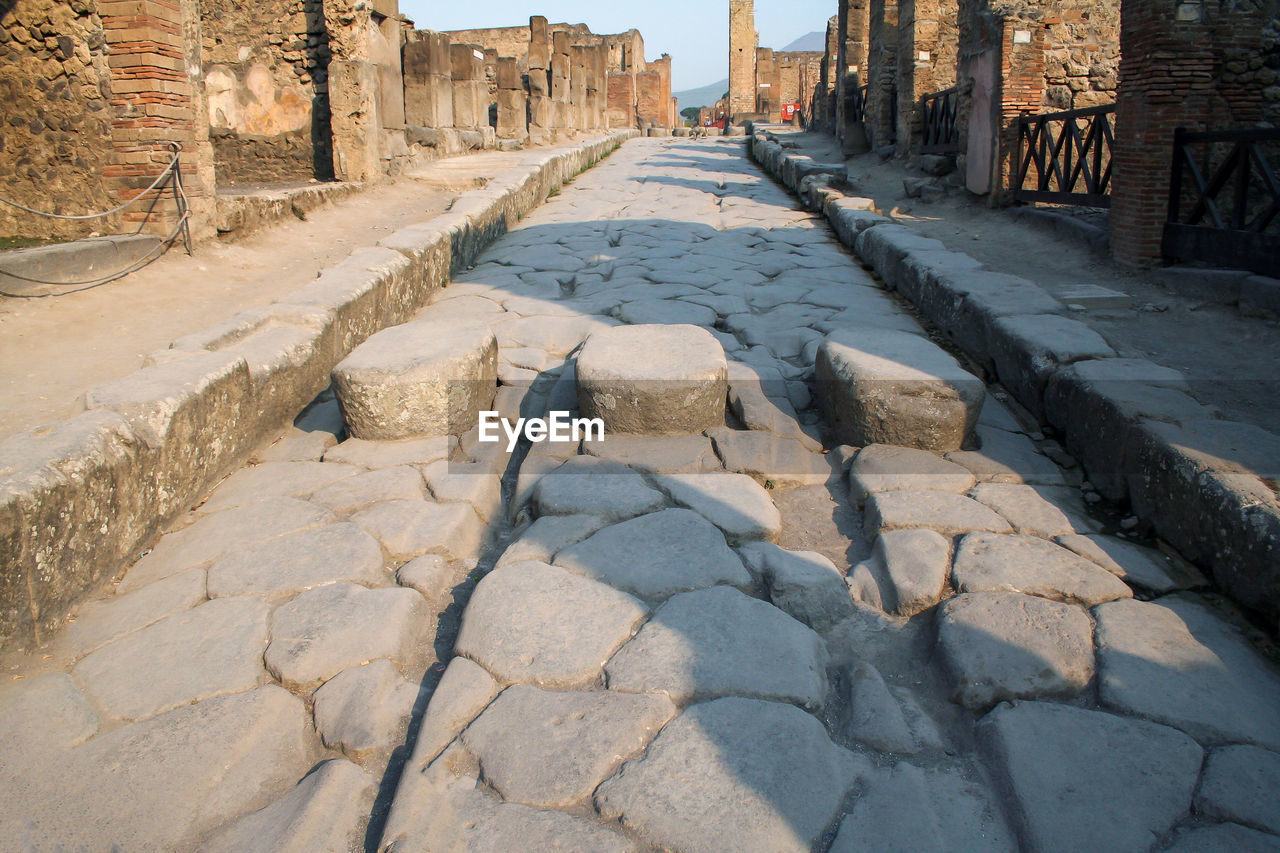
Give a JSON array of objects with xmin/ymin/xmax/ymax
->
[
  {"xmin": 0, "ymin": 130, "xmax": 639, "ymax": 649},
  {"xmin": 0, "ymin": 235, "xmax": 163, "ymax": 297},
  {"xmin": 750, "ymin": 128, "xmax": 1280, "ymax": 623}
]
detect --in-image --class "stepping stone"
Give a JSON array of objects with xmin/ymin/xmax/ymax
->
[
  {"xmin": 848, "ymin": 528, "xmax": 951, "ymax": 617},
  {"xmin": 605, "ymin": 585, "xmax": 828, "ymax": 708},
  {"xmin": 313, "ymin": 660, "xmax": 419, "ymax": 763},
  {"xmin": 952, "ymin": 532, "xmax": 1133, "ymax": 606},
  {"xmin": 199, "ymin": 461, "xmax": 360, "ymax": 513},
  {"xmin": 202, "ymin": 758, "xmax": 376, "ymax": 853},
  {"xmin": 1094, "ymin": 596, "xmax": 1280, "ymax": 751},
  {"xmin": 576, "ymin": 324, "xmax": 727, "ymax": 434},
  {"xmin": 461, "ymin": 685, "xmax": 676, "ymax": 809},
  {"xmin": 595, "ymin": 696, "xmax": 862, "ymax": 853},
  {"xmin": 265, "ymin": 582, "xmax": 430, "ymax": 690},
  {"xmin": 206, "ymin": 522, "xmax": 384, "ymax": 600},
  {"xmin": 331, "ymin": 319, "xmax": 497, "ymax": 439},
  {"xmin": 830, "ymin": 761, "xmax": 1015, "ymax": 852},
  {"xmin": 707, "ymin": 427, "xmax": 832, "ymax": 487},
  {"xmin": 848, "ymin": 444, "xmax": 977, "ymax": 502},
  {"xmin": 864, "ymin": 490, "xmax": 1013, "ymax": 539},
  {"xmin": 979, "ymin": 701, "xmax": 1202, "ymax": 853},
  {"xmin": 1054, "ymin": 533, "xmax": 1204, "ymax": 593},
  {"xmin": 655, "ymin": 472, "xmax": 781, "ymax": 543},
  {"xmin": 816, "ymin": 327, "xmax": 984, "ymax": 452},
  {"xmin": 938, "ymin": 592, "xmax": 1095, "ymax": 711},
  {"xmin": 350, "ymin": 500, "xmax": 485, "ymax": 562},
  {"xmin": 495, "ymin": 513, "xmax": 608, "ymax": 568},
  {"xmin": 73, "ymin": 597, "xmax": 270, "ymax": 722},
  {"xmin": 554, "ymin": 508, "xmax": 752, "ymax": 601},
  {"xmin": 454, "ymin": 562, "xmax": 647, "ymax": 688},
  {"xmin": 969, "ymin": 482, "xmax": 1075, "ymax": 538},
  {"xmin": 584, "ymin": 433, "xmax": 721, "ymax": 473},
  {"xmin": 64, "ymin": 568, "xmax": 206, "ymax": 659},
  {"xmin": 307, "ymin": 466, "xmax": 426, "ymax": 513},
  {"xmin": 321, "ymin": 435, "xmax": 454, "ymax": 469},
  {"xmin": 531, "ymin": 457, "xmax": 666, "ymax": 523},
  {"xmin": 739, "ymin": 541, "xmax": 854, "ymax": 631},
  {"xmin": 1195, "ymin": 745, "xmax": 1280, "ymax": 836}
]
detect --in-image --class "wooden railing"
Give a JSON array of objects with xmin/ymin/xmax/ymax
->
[
  {"xmin": 920, "ymin": 86, "xmax": 959, "ymax": 154},
  {"xmin": 1013, "ymin": 104, "xmax": 1115, "ymax": 207}
]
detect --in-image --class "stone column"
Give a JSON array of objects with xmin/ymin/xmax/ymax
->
[
  {"xmin": 404, "ymin": 31, "xmax": 454, "ymax": 128},
  {"xmin": 527, "ymin": 16, "xmax": 553, "ymax": 143},
  {"xmin": 608, "ymin": 71, "xmax": 638, "ymax": 128},
  {"xmin": 756, "ymin": 48, "xmax": 780, "ymax": 121},
  {"xmin": 496, "ymin": 56, "xmax": 527, "ymax": 141},
  {"xmin": 570, "ymin": 45, "xmax": 589, "ymax": 130},
  {"xmin": 729, "ymin": 0, "xmax": 757, "ymax": 121},
  {"xmin": 836, "ymin": 0, "xmax": 871, "ymax": 146},
  {"xmin": 866, "ymin": 0, "xmax": 899, "ymax": 150},
  {"xmin": 992, "ymin": 17, "xmax": 1045, "ymax": 203},
  {"xmin": 896, "ymin": 0, "xmax": 958, "ymax": 157},
  {"xmin": 551, "ymin": 31, "xmax": 571, "ymax": 131},
  {"xmin": 451, "ymin": 43, "xmax": 485, "ymax": 130}
]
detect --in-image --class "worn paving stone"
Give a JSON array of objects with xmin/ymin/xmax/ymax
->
[
  {"xmin": 350, "ymin": 499, "xmax": 485, "ymax": 562},
  {"xmin": 846, "ymin": 661, "xmax": 925, "ymax": 755},
  {"xmin": 206, "ymin": 522, "xmax": 385, "ymax": 599},
  {"xmin": 595, "ymin": 696, "xmax": 862, "ymax": 853},
  {"xmin": 254, "ymin": 428, "xmax": 337, "ymax": 464},
  {"xmin": 313, "ymin": 660, "xmax": 419, "ymax": 764},
  {"xmin": 554, "ymin": 508, "xmax": 752, "ymax": 601},
  {"xmin": 0, "ymin": 673, "xmax": 99, "ymax": 763},
  {"xmin": 531, "ymin": 456, "xmax": 666, "ymax": 522},
  {"xmin": 938, "ymin": 592, "xmax": 1095, "ymax": 711},
  {"xmin": 707, "ymin": 426, "xmax": 832, "ymax": 487},
  {"xmin": 307, "ymin": 466, "xmax": 426, "ymax": 513},
  {"xmin": 421, "ymin": 459, "xmax": 503, "ymax": 522},
  {"xmin": 1195, "ymin": 745, "xmax": 1280, "ymax": 836},
  {"xmin": 945, "ymin": 425, "xmax": 1069, "ymax": 486},
  {"xmin": 830, "ymin": 761, "xmax": 1015, "ymax": 852},
  {"xmin": 739, "ymin": 541, "xmax": 854, "ymax": 631},
  {"xmin": 461, "ymin": 685, "xmax": 676, "ymax": 809},
  {"xmin": 1164, "ymin": 823, "xmax": 1280, "ymax": 853},
  {"xmin": 606, "ymin": 585, "xmax": 828, "ymax": 708},
  {"xmin": 455, "ymin": 561, "xmax": 647, "ymax": 688},
  {"xmin": 410, "ymin": 657, "xmax": 499, "ymax": 769},
  {"xmin": 969, "ymin": 482, "xmax": 1075, "ymax": 539},
  {"xmin": 864, "ymin": 489, "xmax": 1013, "ymax": 539},
  {"xmin": 1055, "ymin": 533, "xmax": 1204, "ymax": 593},
  {"xmin": 395, "ymin": 553, "xmax": 454, "ymax": 601},
  {"xmin": 495, "ymin": 513, "xmax": 609, "ymax": 568},
  {"xmin": 64, "ymin": 567, "xmax": 207, "ymax": 659},
  {"xmin": 200, "ymin": 461, "xmax": 360, "ymax": 514},
  {"xmin": 201, "ymin": 758, "xmax": 377, "ymax": 853},
  {"xmin": 979, "ymin": 701, "xmax": 1203, "ymax": 853},
  {"xmin": 953, "ymin": 532, "xmax": 1133, "ymax": 606},
  {"xmin": 848, "ymin": 444, "xmax": 977, "ymax": 502},
  {"xmin": 73, "ymin": 597, "xmax": 270, "ymax": 721},
  {"xmin": 583, "ymin": 432, "xmax": 721, "ymax": 473},
  {"xmin": 1094, "ymin": 596, "xmax": 1280, "ymax": 751},
  {"xmin": 265, "ymin": 583, "xmax": 430, "ymax": 690},
  {"xmin": 655, "ymin": 472, "xmax": 781, "ymax": 543},
  {"xmin": 321, "ymin": 435, "xmax": 455, "ymax": 469},
  {"xmin": 848, "ymin": 528, "xmax": 951, "ymax": 617}
]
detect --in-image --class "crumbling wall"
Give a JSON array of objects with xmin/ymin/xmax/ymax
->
[{"xmin": 1040, "ymin": 0, "xmax": 1120, "ymax": 111}]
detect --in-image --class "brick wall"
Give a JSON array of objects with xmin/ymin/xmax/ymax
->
[{"xmin": 729, "ymin": 0, "xmax": 757, "ymax": 120}]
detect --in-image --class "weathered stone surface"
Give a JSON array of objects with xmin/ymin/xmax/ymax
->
[
  {"xmin": 265, "ymin": 583, "xmax": 430, "ymax": 690},
  {"xmin": 73, "ymin": 597, "xmax": 270, "ymax": 721},
  {"xmin": 531, "ymin": 456, "xmax": 666, "ymax": 522},
  {"xmin": 969, "ymin": 482, "xmax": 1076, "ymax": 539},
  {"xmin": 606, "ymin": 586, "xmax": 828, "ymax": 708},
  {"xmin": 332, "ymin": 319, "xmax": 497, "ymax": 439},
  {"xmin": 1094, "ymin": 596, "xmax": 1280, "ymax": 751},
  {"xmin": 707, "ymin": 426, "xmax": 832, "ymax": 487},
  {"xmin": 554, "ymin": 508, "xmax": 752, "ymax": 601},
  {"xmin": 848, "ymin": 528, "xmax": 951, "ymax": 617},
  {"xmin": 848, "ymin": 444, "xmax": 977, "ymax": 502},
  {"xmin": 946, "ymin": 425, "xmax": 1069, "ymax": 486},
  {"xmin": 200, "ymin": 461, "xmax": 359, "ymax": 514},
  {"xmin": 462, "ymin": 685, "xmax": 676, "ymax": 808},
  {"xmin": 830, "ymin": 761, "xmax": 1015, "ymax": 852},
  {"xmin": 411, "ymin": 656, "xmax": 498, "ymax": 768},
  {"xmin": 206, "ymin": 523, "xmax": 385, "ymax": 599},
  {"xmin": 1055, "ymin": 533, "xmax": 1203, "ymax": 593},
  {"xmin": 421, "ymin": 459, "xmax": 502, "ymax": 522},
  {"xmin": 986, "ymin": 314, "xmax": 1116, "ymax": 417},
  {"xmin": 938, "ymin": 592, "xmax": 1095, "ymax": 710},
  {"xmin": 321, "ymin": 435, "xmax": 454, "ymax": 469},
  {"xmin": 313, "ymin": 660, "xmax": 419, "ymax": 763},
  {"xmin": 584, "ymin": 433, "xmax": 721, "ymax": 473},
  {"xmin": 1195, "ymin": 745, "xmax": 1280, "ymax": 836},
  {"xmin": 396, "ymin": 553, "xmax": 454, "ymax": 601},
  {"xmin": 0, "ymin": 673, "xmax": 99, "ymax": 762},
  {"xmin": 864, "ymin": 490, "xmax": 1013, "ymax": 538},
  {"xmin": 595, "ymin": 696, "xmax": 862, "ymax": 853},
  {"xmin": 496, "ymin": 513, "xmax": 608, "ymax": 568},
  {"xmin": 64, "ymin": 568, "xmax": 206, "ymax": 659},
  {"xmin": 655, "ymin": 472, "xmax": 781, "ymax": 543},
  {"xmin": 979, "ymin": 701, "xmax": 1202, "ymax": 853},
  {"xmin": 846, "ymin": 661, "xmax": 918, "ymax": 754},
  {"xmin": 307, "ymin": 466, "xmax": 426, "ymax": 513},
  {"xmin": 817, "ymin": 327, "xmax": 985, "ymax": 452},
  {"xmin": 739, "ymin": 541, "xmax": 854, "ymax": 630},
  {"xmin": 202, "ymin": 758, "xmax": 377, "ymax": 853},
  {"xmin": 350, "ymin": 500, "xmax": 485, "ymax": 562},
  {"xmin": 1163, "ymin": 823, "xmax": 1280, "ymax": 853},
  {"xmin": 455, "ymin": 561, "xmax": 647, "ymax": 687},
  {"xmin": 577, "ymin": 324, "xmax": 727, "ymax": 434},
  {"xmin": 953, "ymin": 532, "xmax": 1133, "ymax": 605}
]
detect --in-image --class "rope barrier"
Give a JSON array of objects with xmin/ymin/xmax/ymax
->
[{"xmin": 0, "ymin": 143, "xmax": 184, "ymax": 220}]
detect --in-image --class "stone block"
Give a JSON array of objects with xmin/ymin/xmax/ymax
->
[{"xmin": 985, "ymin": 314, "xmax": 1116, "ymax": 418}]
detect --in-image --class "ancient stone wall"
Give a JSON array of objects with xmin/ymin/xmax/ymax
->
[
  {"xmin": 866, "ymin": 0, "xmax": 899, "ymax": 149},
  {"xmin": 896, "ymin": 0, "xmax": 960, "ymax": 156},
  {"xmin": 729, "ymin": 0, "xmax": 757, "ymax": 119}
]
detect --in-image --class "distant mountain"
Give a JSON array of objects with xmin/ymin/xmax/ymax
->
[
  {"xmin": 673, "ymin": 77, "xmax": 730, "ymax": 111},
  {"xmin": 779, "ymin": 31, "xmax": 826, "ymax": 52}
]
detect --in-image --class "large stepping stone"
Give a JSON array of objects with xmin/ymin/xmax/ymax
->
[
  {"xmin": 73, "ymin": 597, "xmax": 270, "ymax": 722},
  {"xmin": 848, "ymin": 444, "xmax": 976, "ymax": 502},
  {"xmin": 206, "ymin": 522, "xmax": 384, "ymax": 599},
  {"xmin": 455, "ymin": 562, "xmax": 647, "ymax": 688},
  {"xmin": 265, "ymin": 582, "xmax": 430, "ymax": 690},
  {"xmin": 953, "ymin": 532, "xmax": 1132, "ymax": 606},
  {"xmin": 1195, "ymin": 745, "xmax": 1280, "ymax": 836},
  {"xmin": 864, "ymin": 489, "xmax": 1012, "ymax": 539},
  {"xmin": 655, "ymin": 472, "xmax": 781, "ymax": 543},
  {"xmin": 576, "ymin": 324, "xmax": 727, "ymax": 434},
  {"xmin": 816, "ymin": 327, "xmax": 984, "ymax": 452},
  {"xmin": 331, "ymin": 319, "xmax": 497, "ymax": 440},
  {"xmin": 461, "ymin": 685, "xmax": 676, "ymax": 809},
  {"xmin": 979, "ymin": 701, "xmax": 1202, "ymax": 852},
  {"xmin": 595, "ymin": 696, "xmax": 862, "ymax": 853},
  {"xmin": 605, "ymin": 585, "xmax": 828, "ymax": 709},
  {"xmin": 553, "ymin": 508, "xmax": 752, "ymax": 601},
  {"xmin": 531, "ymin": 456, "xmax": 666, "ymax": 523},
  {"xmin": 1094, "ymin": 596, "xmax": 1280, "ymax": 751},
  {"xmin": 938, "ymin": 592, "xmax": 1095, "ymax": 710}
]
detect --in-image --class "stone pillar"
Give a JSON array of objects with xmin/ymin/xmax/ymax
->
[
  {"xmin": 527, "ymin": 16, "xmax": 553, "ymax": 142},
  {"xmin": 451, "ymin": 43, "xmax": 486, "ymax": 130},
  {"xmin": 648, "ymin": 54, "xmax": 674, "ymax": 128},
  {"xmin": 496, "ymin": 56, "xmax": 527, "ymax": 141},
  {"xmin": 590, "ymin": 45, "xmax": 608, "ymax": 129},
  {"xmin": 325, "ymin": 0, "xmax": 406, "ymax": 182},
  {"xmin": 570, "ymin": 45, "xmax": 589, "ymax": 130},
  {"xmin": 551, "ymin": 31, "xmax": 571, "ymax": 131},
  {"xmin": 992, "ymin": 17, "xmax": 1045, "ymax": 203},
  {"xmin": 866, "ymin": 0, "xmax": 899, "ymax": 150},
  {"xmin": 729, "ymin": 0, "xmax": 757, "ymax": 121},
  {"xmin": 756, "ymin": 48, "xmax": 780, "ymax": 121},
  {"xmin": 404, "ymin": 31, "xmax": 454, "ymax": 128},
  {"xmin": 608, "ymin": 71, "xmax": 638, "ymax": 128},
  {"xmin": 896, "ymin": 0, "xmax": 958, "ymax": 157},
  {"xmin": 836, "ymin": 0, "xmax": 872, "ymax": 148},
  {"xmin": 635, "ymin": 70, "xmax": 663, "ymax": 128}
]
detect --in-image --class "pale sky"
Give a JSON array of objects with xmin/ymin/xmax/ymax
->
[{"xmin": 397, "ymin": 0, "xmax": 836, "ymax": 91}]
